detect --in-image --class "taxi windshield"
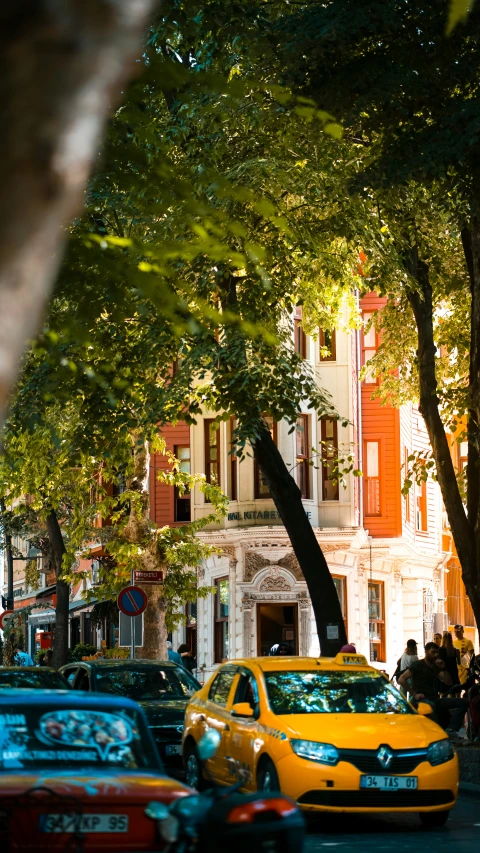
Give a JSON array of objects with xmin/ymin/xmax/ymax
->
[
  {"xmin": 264, "ymin": 669, "xmax": 412, "ymax": 715},
  {"xmin": 0, "ymin": 706, "xmax": 158, "ymax": 771}
]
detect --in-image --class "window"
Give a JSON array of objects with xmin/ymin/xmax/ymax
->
[
  {"xmin": 295, "ymin": 415, "xmax": 311, "ymax": 498},
  {"xmin": 319, "ymin": 328, "xmax": 336, "ymax": 361},
  {"xmin": 204, "ymin": 420, "xmax": 220, "ymax": 499},
  {"xmin": 458, "ymin": 440, "xmax": 468, "ymax": 474},
  {"xmin": 403, "ymin": 447, "xmax": 410, "ymax": 523},
  {"xmin": 229, "ymin": 417, "xmax": 238, "ymax": 501},
  {"xmin": 214, "ymin": 577, "xmax": 229, "ymax": 663},
  {"xmin": 254, "ymin": 417, "xmax": 277, "ymax": 498},
  {"xmin": 368, "ymin": 581, "xmax": 385, "ymax": 663},
  {"xmin": 294, "ymin": 306, "xmax": 307, "ymax": 358},
  {"xmin": 364, "ymin": 440, "xmax": 381, "ymax": 517},
  {"xmin": 321, "ymin": 418, "xmax": 339, "ymax": 501},
  {"xmin": 332, "ymin": 575, "xmax": 347, "ymax": 633},
  {"xmin": 174, "ymin": 446, "xmax": 191, "ymax": 522},
  {"xmin": 234, "ymin": 671, "xmax": 259, "ymax": 712},
  {"xmin": 208, "ymin": 669, "xmax": 236, "ymax": 706},
  {"xmin": 416, "ymin": 479, "xmax": 428, "ymax": 532},
  {"xmin": 361, "ymin": 312, "xmax": 378, "ymax": 383}
]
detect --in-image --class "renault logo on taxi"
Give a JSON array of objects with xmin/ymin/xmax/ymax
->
[{"xmin": 377, "ymin": 745, "xmax": 394, "ymax": 769}]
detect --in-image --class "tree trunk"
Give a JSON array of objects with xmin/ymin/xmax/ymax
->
[
  {"xmin": 0, "ymin": 1, "xmax": 159, "ymax": 429},
  {"xmin": 404, "ymin": 244, "xmax": 480, "ymax": 629},
  {"xmin": 123, "ymin": 435, "xmax": 168, "ymax": 660},
  {"xmin": 253, "ymin": 424, "xmax": 348, "ymax": 656},
  {"xmin": 464, "ymin": 213, "xmax": 480, "ymax": 625},
  {"xmin": 46, "ymin": 508, "xmax": 69, "ymax": 669}
]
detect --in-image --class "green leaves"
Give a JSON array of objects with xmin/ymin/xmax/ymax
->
[{"xmin": 446, "ymin": 0, "xmax": 476, "ymax": 34}]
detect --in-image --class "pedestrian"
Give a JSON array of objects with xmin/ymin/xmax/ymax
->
[
  {"xmin": 453, "ymin": 625, "xmax": 475, "ymax": 686},
  {"xmin": 398, "ymin": 641, "xmax": 468, "ymax": 734},
  {"xmin": 177, "ymin": 643, "xmax": 196, "ymax": 673},
  {"xmin": 14, "ymin": 643, "xmax": 34, "ymax": 667},
  {"xmin": 166, "ymin": 640, "xmax": 182, "ymax": 666},
  {"xmin": 399, "ymin": 639, "xmax": 418, "ymax": 673},
  {"xmin": 395, "ymin": 639, "xmax": 418, "ymax": 694},
  {"xmin": 438, "ymin": 631, "xmax": 460, "ymax": 691},
  {"xmin": 37, "ymin": 652, "xmax": 46, "ymax": 667},
  {"xmin": 45, "ymin": 648, "xmax": 53, "ymax": 667},
  {"xmin": 434, "ymin": 632, "xmax": 443, "ymax": 646},
  {"xmin": 340, "ymin": 643, "xmax": 357, "ymax": 653}
]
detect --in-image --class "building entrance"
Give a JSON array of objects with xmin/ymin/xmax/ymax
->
[{"xmin": 256, "ymin": 603, "xmax": 298, "ymax": 656}]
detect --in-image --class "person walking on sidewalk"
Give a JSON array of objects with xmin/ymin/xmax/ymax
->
[
  {"xmin": 438, "ymin": 631, "xmax": 460, "ymax": 693},
  {"xmin": 398, "ymin": 641, "xmax": 468, "ymax": 733},
  {"xmin": 453, "ymin": 625, "xmax": 474, "ymax": 686}
]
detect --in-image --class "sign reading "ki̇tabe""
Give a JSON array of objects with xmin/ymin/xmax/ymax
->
[{"xmin": 227, "ymin": 509, "xmax": 312, "ymax": 522}]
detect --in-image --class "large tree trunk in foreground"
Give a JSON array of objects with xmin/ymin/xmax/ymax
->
[
  {"xmin": 46, "ymin": 508, "xmax": 69, "ymax": 669},
  {"xmin": 405, "ymin": 242, "xmax": 480, "ymax": 630},
  {"xmin": 0, "ymin": 0, "xmax": 159, "ymax": 428},
  {"xmin": 254, "ymin": 425, "xmax": 347, "ymax": 656}
]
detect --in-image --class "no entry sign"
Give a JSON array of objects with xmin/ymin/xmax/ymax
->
[
  {"xmin": 0, "ymin": 610, "xmax": 14, "ymax": 630},
  {"xmin": 117, "ymin": 586, "xmax": 148, "ymax": 617}
]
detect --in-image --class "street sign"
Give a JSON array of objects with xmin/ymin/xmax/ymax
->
[
  {"xmin": 117, "ymin": 586, "xmax": 148, "ymax": 617},
  {"xmin": 133, "ymin": 570, "xmax": 164, "ymax": 584},
  {"xmin": 0, "ymin": 610, "xmax": 14, "ymax": 630}
]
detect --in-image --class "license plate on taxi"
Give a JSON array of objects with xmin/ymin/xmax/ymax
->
[
  {"xmin": 360, "ymin": 776, "xmax": 418, "ymax": 790},
  {"xmin": 39, "ymin": 814, "xmax": 129, "ymax": 833},
  {"xmin": 165, "ymin": 744, "xmax": 182, "ymax": 755}
]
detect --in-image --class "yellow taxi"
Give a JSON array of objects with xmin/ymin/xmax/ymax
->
[{"xmin": 183, "ymin": 654, "xmax": 459, "ymax": 827}]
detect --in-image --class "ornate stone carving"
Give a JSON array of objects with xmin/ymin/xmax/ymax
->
[
  {"xmin": 259, "ymin": 575, "xmax": 292, "ymax": 591},
  {"xmin": 300, "ymin": 605, "xmax": 310, "ymax": 656},
  {"xmin": 242, "ymin": 597, "xmax": 253, "ymax": 658},
  {"xmin": 244, "ymin": 551, "xmax": 273, "ymax": 582},
  {"xmin": 277, "ymin": 552, "xmax": 304, "ymax": 581}
]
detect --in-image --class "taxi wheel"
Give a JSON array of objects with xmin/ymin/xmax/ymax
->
[
  {"xmin": 419, "ymin": 810, "xmax": 450, "ymax": 828},
  {"xmin": 184, "ymin": 743, "xmax": 208, "ymax": 791},
  {"xmin": 258, "ymin": 758, "xmax": 280, "ymax": 793}
]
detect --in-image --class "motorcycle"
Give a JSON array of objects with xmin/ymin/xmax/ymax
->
[{"xmin": 145, "ymin": 730, "xmax": 305, "ymax": 853}]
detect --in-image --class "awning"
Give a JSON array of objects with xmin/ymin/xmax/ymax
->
[{"xmin": 28, "ymin": 599, "xmax": 98, "ymax": 627}]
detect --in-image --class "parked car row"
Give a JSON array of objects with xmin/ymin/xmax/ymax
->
[{"xmin": 0, "ymin": 659, "xmax": 199, "ymax": 766}]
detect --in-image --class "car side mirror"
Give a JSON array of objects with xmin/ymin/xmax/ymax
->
[
  {"xmin": 231, "ymin": 702, "xmax": 255, "ymax": 718},
  {"xmin": 417, "ymin": 701, "xmax": 434, "ymax": 716}
]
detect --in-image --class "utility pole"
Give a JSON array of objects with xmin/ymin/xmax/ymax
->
[{"xmin": 1, "ymin": 499, "xmax": 14, "ymax": 611}]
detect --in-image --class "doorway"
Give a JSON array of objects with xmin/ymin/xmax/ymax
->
[{"xmin": 256, "ymin": 603, "xmax": 298, "ymax": 656}]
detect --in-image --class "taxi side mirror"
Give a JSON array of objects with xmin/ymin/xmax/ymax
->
[
  {"xmin": 417, "ymin": 701, "xmax": 434, "ymax": 716},
  {"xmin": 231, "ymin": 702, "xmax": 255, "ymax": 718}
]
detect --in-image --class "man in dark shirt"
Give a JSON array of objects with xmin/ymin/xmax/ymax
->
[{"xmin": 399, "ymin": 641, "xmax": 468, "ymax": 733}]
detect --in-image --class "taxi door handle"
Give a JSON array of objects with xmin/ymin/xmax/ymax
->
[
  {"xmin": 223, "ymin": 724, "xmax": 230, "ymax": 732},
  {"xmin": 199, "ymin": 715, "xmax": 206, "ymax": 722}
]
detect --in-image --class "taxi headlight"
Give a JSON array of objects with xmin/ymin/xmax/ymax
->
[
  {"xmin": 427, "ymin": 739, "xmax": 455, "ymax": 766},
  {"xmin": 290, "ymin": 739, "xmax": 339, "ymax": 765}
]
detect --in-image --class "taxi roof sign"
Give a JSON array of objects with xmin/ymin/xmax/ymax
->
[{"xmin": 334, "ymin": 653, "xmax": 369, "ymax": 666}]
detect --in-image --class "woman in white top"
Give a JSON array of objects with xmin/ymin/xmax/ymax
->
[
  {"xmin": 397, "ymin": 640, "xmax": 418, "ymax": 696},
  {"xmin": 400, "ymin": 639, "xmax": 419, "ymax": 673}
]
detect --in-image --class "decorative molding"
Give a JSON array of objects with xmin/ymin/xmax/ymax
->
[
  {"xmin": 277, "ymin": 552, "xmax": 304, "ymax": 581},
  {"xmin": 244, "ymin": 551, "xmax": 272, "ymax": 582},
  {"xmin": 221, "ymin": 546, "xmax": 237, "ymax": 561},
  {"xmin": 300, "ymin": 605, "xmax": 310, "ymax": 655},
  {"xmin": 242, "ymin": 597, "xmax": 253, "ymax": 658},
  {"xmin": 259, "ymin": 575, "xmax": 292, "ymax": 592}
]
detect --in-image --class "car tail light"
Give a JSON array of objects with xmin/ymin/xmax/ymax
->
[{"xmin": 227, "ymin": 797, "xmax": 297, "ymax": 824}]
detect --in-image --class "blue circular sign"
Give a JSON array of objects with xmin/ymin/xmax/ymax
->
[{"xmin": 117, "ymin": 585, "xmax": 148, "ymax": 616}]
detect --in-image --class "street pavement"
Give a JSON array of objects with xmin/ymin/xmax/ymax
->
[{"xmin": 304, "ymin": 795, "xmax": 480, "ymax": 853}]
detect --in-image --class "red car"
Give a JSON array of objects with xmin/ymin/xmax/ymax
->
[{"xmin": 0, "ymin": 689, "xmax": 190, "ymax": 851}]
